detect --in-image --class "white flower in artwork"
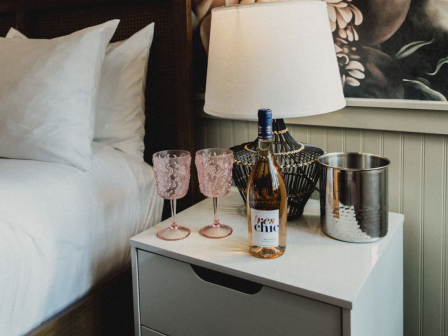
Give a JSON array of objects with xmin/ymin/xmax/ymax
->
[
  {"xmin": 324, "ymin": 0, "xmax": 363, "ymax": 41},
  {"xmin": 334, "ymin": 38, "xmax": 365, "ymax": 87}
]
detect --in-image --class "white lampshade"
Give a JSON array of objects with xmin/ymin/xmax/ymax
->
[{"xmin": 204, "ymin": 1, "xmax": 346, "ymax": 120}]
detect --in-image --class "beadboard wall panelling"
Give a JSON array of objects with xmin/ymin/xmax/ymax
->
[
  {"xmin": 292, "ymin": 125, "xmax": 310, "ymax": 144},
  {"xmin": 403, "ymin": 133, "xmax": 424, "ymax": 336},
  {"xmin": 309, "ymin": 127, "xmax": 326, "ymax": 153},
  {"xmin": 445, "ymin": 136, "xmax": 448, "ymax": 335},
  {"xmin": 234, "ymin": 120, "xmax": 249, "ymax": 147},
  {"xmin": 345, "ymin": 129, "xmax": 363, "ymax": 153},
  {"xmin": 219, "ymin": 120, "xmax": 234, "ymax": 149},
  {"xmin": 383, "ymin": 132, "xmax": 403, "ymax": 214},
  {"xmin": 196, "ymin": 116, "xmax": 448, "ymax": 336},
  {"xmin": 326, "ymin": 128, "xmax": 344, "ymax": 153},
  {"xmin": 364, "ymin": 130, "xmax": 383, "ymax": 156},
  {"xmin": 423, "ymin": 135, "xmax": 446, "ymax": 336}
]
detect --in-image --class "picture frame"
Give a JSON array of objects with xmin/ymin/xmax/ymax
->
[
  {"xmin": 335, "ymin": 0, "xmax": 448, "ymax": 111},
  {"xmin": 346, "ymin": 98, "xmax": 448, "ymax": 111}
]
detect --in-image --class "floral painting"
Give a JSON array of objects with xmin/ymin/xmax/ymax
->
[{"xmin": 192, "ymin": 0, "xmax": 448, "ymax": 108}]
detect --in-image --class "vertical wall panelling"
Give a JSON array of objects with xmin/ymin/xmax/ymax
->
[
  {"xmin": 400, "ymin": 133, "xmax": 405, "ymax": 214},
  {"xmin": 444, "ymin": 136, "xmax": 448, "ymax": 336},
  {"xmin": 233, "ymin": 120, "xmax": 249, "ymax": 146},
  {"xmin": 403, "ymin": 133, "xmax": 424, "ymax": 336},
  {"xmin": 206, "ymin": 119, "xmax": 220, "ymax": 148},
  {"xmin": 219, "ymin": 120, "xmax": 234, "ymax": 149},
  {"xmin": 196, "ymin": 118, "xmax": 207, "ymax": 150},
  {"xmin": 326, "ymin": 128, "xmax": 344, "ymax": 153},
  {"xmin": 291, "ymin": 124, "xmax": 310, "ymax": 144},
  {"xmin": 309, "ymin": 126, "xmax": 327, "ymax": 152},
  {"xmin": 307, "ymin": 126, "xmax": 326, "ymax": 200},
  {"xmin": 383, "ymin": 131, "xmax": 403, "ymax": 214},
  {"xmin": 247, "ymin": 120, "xmax": 257, "ymax": 141},
  {"xmin": 344, "ymin": 129, "xmax": 363, "ymax": 153},
  {"xmin": 198, "ymin": 114, "xmax": 448, "ymax": 336},
  {"xmin": 364, "ymin": 130, "xmax": 383, "ymax": 156},
  {"xmin": 422, "ymin": 134, "xmax": 445, "ymax": 336}
]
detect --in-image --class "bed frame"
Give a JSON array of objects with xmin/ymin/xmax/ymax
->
[{"xmin": 0, "ymin": 0, "xmax": 194, "ymax": 335}]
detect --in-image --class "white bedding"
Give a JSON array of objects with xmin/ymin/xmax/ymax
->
[{"xmin": 0, "ymin": 142, "xmax": 163, "ymax": 336}]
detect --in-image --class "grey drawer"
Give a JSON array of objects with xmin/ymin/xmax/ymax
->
[
  {"xmin": 141, "ymin": 326, "xmax": 166, "ymax": 336},
  {"xmin": 137, "ymin": 250, "xmax": 341, "ymax": 336}
]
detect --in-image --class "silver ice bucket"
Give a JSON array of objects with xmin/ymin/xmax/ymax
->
[{"xmin": 317, "ymin": 152, "xmax": 390, "ymax": 243}]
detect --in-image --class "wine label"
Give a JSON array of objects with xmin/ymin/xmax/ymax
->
[{"xmin": 250, "ymin": 208, "xmax": 280, "ymax": 247}]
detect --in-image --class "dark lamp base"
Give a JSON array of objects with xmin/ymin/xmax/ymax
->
[{"xmin": 230, "ymin": 119, "xmax": 324, "ymax": 220}]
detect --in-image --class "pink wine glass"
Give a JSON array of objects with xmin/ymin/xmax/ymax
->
[
  {"xmin": 195, "ymin": 148, "xmax": 234, "ymax": 239},
  {"xmin": 153, "ymin": 150, "xmax": 191, "ymax": 241}
]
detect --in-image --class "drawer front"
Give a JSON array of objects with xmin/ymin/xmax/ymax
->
[
  {"xmin": 138, "ymin": 250, "xmax": 341, "ymax": 336},
  {"xmin": 141, "ymin": 326, "xmax": 167, "ymax": 336}
]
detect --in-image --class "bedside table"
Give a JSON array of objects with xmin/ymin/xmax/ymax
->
[{"xmin": 130, "ymin": 188, "xmax": 403, "ymax": 336}]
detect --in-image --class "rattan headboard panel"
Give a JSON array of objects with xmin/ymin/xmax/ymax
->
[{"xmin": 0, "ymin": 12, "xmax": 15, "ymax": 36}]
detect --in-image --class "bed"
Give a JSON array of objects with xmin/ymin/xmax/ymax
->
[{"xmin": 0, "ymin": 0, "xmax": 195, "ymax": 335}]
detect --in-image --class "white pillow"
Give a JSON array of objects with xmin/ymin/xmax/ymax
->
[
  {"xmin": 0, "ymin": 20, "xmax": 119, "ymax": 171},
  {"xmin": 95, "ymin": 23, "xmax": 154, "ymax": 161},
  {"xmin": 5, "ymin": 28, "xmax": 26, "ymax": 39},
  {"xmin": 7, "ymin": 23, "xmax": 154, "ymax": 162}
]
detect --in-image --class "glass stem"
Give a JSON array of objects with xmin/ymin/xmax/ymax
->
[
  {"xmin": 213, "ymin": 197, "xmax": 220, "ymax": 228},
  {"xmin": 170, "ymin": 199, "xmax": 178, "ymax": 230}
]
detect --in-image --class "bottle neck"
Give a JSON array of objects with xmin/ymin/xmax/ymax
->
[
  {"xmin": 258, "ymin": 138, "xmax": 274, "ymax": 158},
  {"xmin": 257, "ymin": 109, "xmax": 274, "ymax": 158}
]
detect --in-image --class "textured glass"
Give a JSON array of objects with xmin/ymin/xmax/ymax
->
[
  {"xmin": 153, "ymin": 151, "xmax": 191, "ymax": 199},
  {"xmin": 196, "ymin": 149, "xmax": 233, "ymax": 198},
  {"xmin": 195, "ymin": 148, "xmax": 233, "ymax": 239},
  {"xmin": 153, "ymin": 150, "xmax": 191, "ymax": 241}
]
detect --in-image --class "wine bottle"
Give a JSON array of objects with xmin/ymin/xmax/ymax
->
[{"xmin": 247, "ymin": 109, "xmax": 287, "ymax": 259}]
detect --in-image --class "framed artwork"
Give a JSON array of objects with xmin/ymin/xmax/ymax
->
[{"xmin": 192, "ymin": 0, "xmax": 448, "ymax": 111}]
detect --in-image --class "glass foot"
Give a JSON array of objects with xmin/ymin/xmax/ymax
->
[
  {"xmin": 157, "ymin": 226, "xmax": 190, "ymax": 241},
  {"xmin": 199, "ymin": 224, "xmax": 232, "ymax": 239}
]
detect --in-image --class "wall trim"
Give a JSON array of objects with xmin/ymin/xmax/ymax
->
[{"xmin": 196, "ymin": 95, "xmax": 448, "ymax": 136}]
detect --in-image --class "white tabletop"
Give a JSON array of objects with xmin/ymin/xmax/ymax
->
[{"xmin": 130, "ymin": 187, "xmax": 404, "ymax": 310}]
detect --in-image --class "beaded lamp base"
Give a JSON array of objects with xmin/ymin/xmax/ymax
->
[{"xmin": 230, "ymin": 119, "xmax": 324, "ymax": 221}]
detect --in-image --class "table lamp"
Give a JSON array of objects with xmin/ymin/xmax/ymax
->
[{"xmin": 204, "ymin": 1, "xmax": 346, "ymax": 220}]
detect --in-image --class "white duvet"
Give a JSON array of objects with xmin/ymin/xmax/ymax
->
[{"xmin": 0, "ymin": 142, "xmax": 163, "ymax": 336}]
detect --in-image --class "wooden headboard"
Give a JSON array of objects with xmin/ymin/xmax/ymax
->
[
  {"xmin": 0, "ymin": 0, "xmax": 197, "ymax": 208},
  {"xmin": 0, "ymin": 0, "xmax": 194, "ymax": 164},
  {"xmin": 0, "ymin": 1, "xmax": 196, "ymax": 334}
]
